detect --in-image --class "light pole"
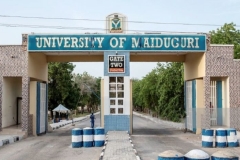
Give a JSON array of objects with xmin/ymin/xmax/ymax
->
[{"xmin": 83, "ymin": 83, "xmax": 101, "ymax": 126}]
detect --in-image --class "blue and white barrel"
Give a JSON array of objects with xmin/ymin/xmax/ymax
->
[
  {"xmin": 184, "ymin": 149, "xmax": 210, "ymax": 160},
  {"xmin": 158, "ymin": 150, "xmax": 184, "ymax": 160},
  {"xmin": 72, "ymin": 128, "xmax": 83, "ymax": 148},
  {"xmin": 83, "ymin": 127, "xmax": 94, "ymax": 147},
  {"xmin": 215, "ymin": 128, "xmax": 227, "ymax": 148},
  {"xmin": 227, "ymin": 128, "xmax": 238, "ymax": 147},
  {"xmin": 94, "ymin": 127, "xmax": 105, "ymax": 147},
  {"xmin": 202, "ymin": 129, "xmax": 214, "ymax": 148},
  {"xmin": 211, "ymin": 150, "xmax": 239, "ymax": 160}
]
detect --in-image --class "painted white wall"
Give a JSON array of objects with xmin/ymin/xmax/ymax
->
[
  {"xmin": 103, "ymin": 76, "xmax": 130, "ymax": 115},
  {"xmin": 2, "ymin": 77, "xmax": 22, "ymax": 128},
  {"xmin": 186, "ymin": 81, "xmax": 193, "ymax": 130},
  {"xmin": 196, "ymin": 79, "xmax": 204, "ymax": 134},
  {"xmin": 222, "ymin": 77, "xmax": 230, "ymax": 127},
  {"xmin": 104, "ymin": 76, "xmax": 109, "ymax": 115},
  {"xmin": 124, "ymin": 76, "xmax": 130, "ymax": 115},
  {"xmin": 101, "ymin": 78, "xmax": 104, "ymax": 126},
  {"xmin": 30, "ymin": 81, "xmax": 37, "ymax": 135}
]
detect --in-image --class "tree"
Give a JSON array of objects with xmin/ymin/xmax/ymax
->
[
  {"xmin": 210, "ymin": 22, "xmax": 240, "ymax": 59},
  {"xmin": 156, "ymin": 62, "xmax": 185, "ymax": 122},
  {"xmin": 73, "ymin": 72, "xmax": 101, "ymax": 113},
  {"xmin": 93, "ymin": 77, "xmax": 101, "ymax": 109},
  {"xmin": 132, "ymin": 62, "xmax": 185, "ymax": 122},
  {"xmin": 48, "ymin": 62, "xmax": 80, "ymax": 112},
  {"xmin": 138, "ymin": 69, "xmax": 159, "ymax": 116},
  {"xmin": 132, "ymin": 78, "xmax": 144, "ymax": 111}
]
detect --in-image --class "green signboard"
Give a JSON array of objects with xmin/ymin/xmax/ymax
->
[{"xmin": 28, "ymin": 34, "xmax": 206, "ymax": 52}]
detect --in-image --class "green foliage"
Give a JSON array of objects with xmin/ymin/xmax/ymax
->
[
  {"xmin": 156, "ymin": 62, "xmax": 185, "ymax": 122},
  {"xmin": 48, "ymin": 62, "xmax": 80, "ymax": 111},
  {"xmin": 140, "ymin": 70, "xmax": 159, "ymax": 111},
  {"xmin": 132, "ymin": 79, "xmax": 143, "ymax": 110},
  {"xmin": 210, "ymin": 22, "xmax": 240, "ymax": 59},
  {"xmin": 48, "ymin": 63, "xmax": 100, "ymax": 114},
  {"xmin": 94, "ymin": 77, "xmax": 101, "ymax": 105},
  {"xmin": 132, "ymin": 23, "xmax": 240, "ymax": 122},
  {"xmin": 132, "ymin": 62, "xmax": 185, "ymax": 122},
  {"xmin": 73, "ymin": 72, "xmax": 101, "ymax": 112}
]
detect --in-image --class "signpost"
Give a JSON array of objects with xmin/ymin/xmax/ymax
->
[
  {"xmin": 28, "ymin": 34, "xmax": 206, "ymax": 52},
  {"xmin": 108, "ymin": 55, "xmax": 125, "ymax": 73}
]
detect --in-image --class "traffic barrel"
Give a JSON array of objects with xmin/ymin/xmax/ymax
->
[
  {"xmin": 215, "ymin": 128, "xmax": 227, "ymax": 148},
  {"xmin": 72, "ymin": 128, "xmax": 83, "ymax": 148},
  {"xmin": 94, "ymin": 127, "xmax": 105, "ymax": 147},
  {"xmin": 202, "ymin": 129, "xmax": 214, "ymax": 148},
  {"xmin": 83, "ymin": 127, "xmax": 94, "ymax": 147},
  {"xmin": 226, "ymin": 128, "xmax": 239, "ymax": 147}
]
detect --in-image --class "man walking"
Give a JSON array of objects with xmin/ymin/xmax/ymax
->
[{"xmin": 90, "ymin": 113, "xmax": 95, "ymax": 128}]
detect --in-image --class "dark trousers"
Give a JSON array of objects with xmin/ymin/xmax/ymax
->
[{"xmin": 91, "ymin": 121, "xmax": 94, "ymax": 128}]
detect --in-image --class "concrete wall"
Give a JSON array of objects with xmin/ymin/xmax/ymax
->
[
  {"xmin": 2, "ymin": 77, "xmax": 22, "ymax": 128},
  {"xmin": 29, "ymin": 81, "xmax": 37, "ymax": 135},
  {"xmin": 184, "ymin": 52, "xmax": 205, "ymax": 81},
  {"xmin": 203, "ymin": 45, "xmax": 239, "ymax": 129},
  {"xmin": 28, "ymin": 53, "xmax": 48, "ymax": 81},
  {"xmin": 0, "ymin": 45, "xmax": 29, "ymax": 134}
]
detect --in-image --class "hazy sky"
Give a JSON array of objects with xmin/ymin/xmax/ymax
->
[{"xmin": 0, "ymin": 0, "xmax": 240, "ymax": 79}]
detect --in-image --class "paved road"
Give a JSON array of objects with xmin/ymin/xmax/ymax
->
[
  {"xmin": 132, "ymin": 114, "xmax": 240, "ymax": 160},
  {"xmin": 1, "ymin": 113, "xmax": 239, "ymax": 160},
  {"xmin": 103, "ymin": 131, "xmax": 136, "ymax": 160},
  {"xmin": 0, "ymin": 114, "xmax": 102, "ymax": 160}
]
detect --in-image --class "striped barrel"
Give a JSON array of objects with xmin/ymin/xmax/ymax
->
[
  {"xmin": 83, "ymin": 127, "xmax": 94, "ymax": 147},
  {"xmin": 211, "ymin": 150, "xmax": 239, "ymax": 160},
  {"xmin": 202, "ymin": 129, "xmax": 214, "ymax": 148},
  {"xmin": 72, "ymin": 128, "xmax": 83, "ymax": 148},
  {"xmin": 94, "ymin": 127, "xmax": 105, "ymax": 147},
  {"xmin": 184, "ymin": 149, "xmax": 210, "ymax": 160},
  {"xmin": 158, "ymin": 150, "xmax": 184, "ymax": 160},
  {"xmin": 227, "ymin": 128, "xmax": 238, "ymax": 147},
  {"xmin": 215, "ymin": 128, "xmax": 227, "ymax": 148}
]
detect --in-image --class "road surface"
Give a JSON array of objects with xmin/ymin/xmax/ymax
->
[
  {"xmin": 132, "ymin": 114, "xmax": 240, "ymax": 160},
  {"xmin": 0, "ymin": 113, "xmax": 239, "ymax": 160},
  {"xmin": 0, "ymin": 114, "xmax": 102, "ymax": 160}
]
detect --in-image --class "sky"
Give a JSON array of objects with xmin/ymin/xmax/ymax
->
[{"xmin": 0, "ymin": 0, "xmax": 240, "ymax": 79}]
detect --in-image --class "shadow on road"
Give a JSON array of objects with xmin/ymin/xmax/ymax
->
[{"xmin": 133, "ymin": 127, "xmax": 187, "ymax": 136}]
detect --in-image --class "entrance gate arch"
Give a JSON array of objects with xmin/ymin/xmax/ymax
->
[{"xmin": 0, "ymin": 13, "xmax": 240, "ymax": 136}]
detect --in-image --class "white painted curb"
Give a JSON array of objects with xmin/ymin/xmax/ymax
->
[
  {"xmin": 50, "ymin": 112, "xmax": 100, "ymax": 130},
  {"xmin": 0, "ymin": 135, "xmax": 22, "ymax": 147}
]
